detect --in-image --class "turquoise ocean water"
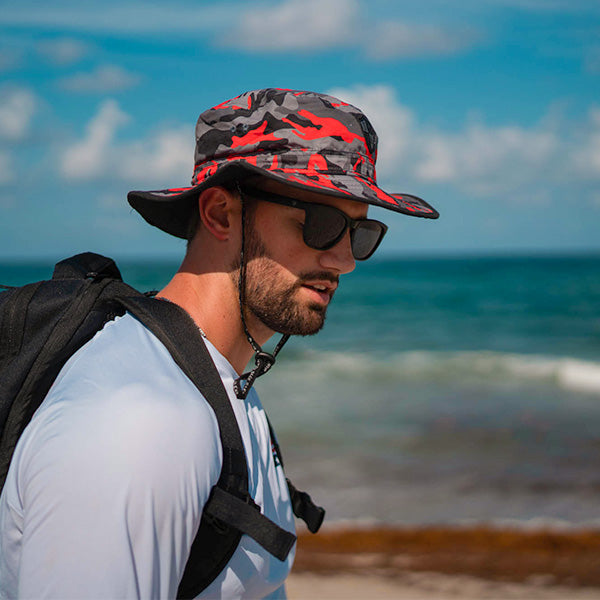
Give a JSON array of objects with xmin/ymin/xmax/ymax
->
[{"xmin": 2, "ymin": 255, "xmax": 600, "ymax": 527}]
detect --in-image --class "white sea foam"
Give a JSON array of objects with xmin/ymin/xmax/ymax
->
[
  {"xmin": 556, "ymin": 359, "xmax": 600, "ymax": 394},
  {"xmin": 287, "ymin": 349, "xmax": 600, "ymax": 395}
]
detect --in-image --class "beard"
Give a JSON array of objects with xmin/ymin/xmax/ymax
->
[{"xmin": 234, "ymin": 224, "xmax": 337, "ymax": 336}]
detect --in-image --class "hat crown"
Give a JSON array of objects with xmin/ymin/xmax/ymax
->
[{"xmin": 193, "ymin": 88, "xmax": 378, "ymax": 175}]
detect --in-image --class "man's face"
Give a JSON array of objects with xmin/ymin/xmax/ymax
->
[{"xmin": 238, "ymin": 181, "xmax": 368, "ymax": 337}]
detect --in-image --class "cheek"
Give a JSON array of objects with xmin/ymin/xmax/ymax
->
[
  {"xmin": 254, "ymin": 204, "xmax": 326, "ymax": 272},
  {"xmin": 274, "ymin": 236, "xmax": 316, "ymax": 273},
  {"xmin": 258, "ymin": 218, "xmax": 306, "ymax": 261}
]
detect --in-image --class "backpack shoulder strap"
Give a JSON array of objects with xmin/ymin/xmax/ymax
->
[
  {"xmin": 52, "ymin": 252, "xmax": 122, "ymax": 280},
  {"xmin": 0, "ymin": 253, "xmax": 137, "ymax": 490},
  {"xmin": 114, "ymin": 296, "xmax": 296, "ymax": 599},
  {"xmin": 267, "ymin": 418, "xmax": 325, "ymax": 534},
  {"xmin": 0, "ymin": 282, "xmax": 42, "ymax": 365}
]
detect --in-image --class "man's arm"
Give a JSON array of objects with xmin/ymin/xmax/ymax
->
[{"xmin": 14, "ymin": 380, "xmax": 221, "ymax": 599}]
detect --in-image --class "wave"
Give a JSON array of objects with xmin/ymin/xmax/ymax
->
[{"xmin": 279, "ymin": 349, "xmax": 600, "ymax": 395}]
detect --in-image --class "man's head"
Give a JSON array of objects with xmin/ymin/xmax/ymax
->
[
  {"xmin": 127, "ymin": 88, "xmax": 439, "ymax": 397},
  {"xmin": 127, "ymin": 86, "xmax": 440, "ymax": 334}
]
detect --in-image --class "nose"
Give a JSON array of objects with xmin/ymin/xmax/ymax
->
[{"xmin": 318, "ymin": 230, "xmax": 356, "ymax": 274}]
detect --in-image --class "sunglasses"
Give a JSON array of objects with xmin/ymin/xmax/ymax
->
[{"xmin": 241, "ymin": 186, "xmax": 388, "ymax": 260}]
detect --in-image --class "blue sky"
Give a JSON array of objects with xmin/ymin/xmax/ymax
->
[{"xmin": 1, "ymin": 0, "xmax": 599, "ymax": 260}]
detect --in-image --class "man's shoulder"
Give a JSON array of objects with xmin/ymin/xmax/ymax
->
[
  {"xmin": 31, "ymin": 311, "xmax": 219, "ymax": 449},
  {"xmin": 52, "ymin": 311, "xmax": 193, "ymax": 398},
  {"xmin": 12, "ymin": 312, "xmax": 222, "ymax": 495}
]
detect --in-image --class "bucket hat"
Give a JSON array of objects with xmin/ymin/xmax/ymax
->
[{"xmin": 127, "ymin": 88, "xmax": 439, "ymax": 238}]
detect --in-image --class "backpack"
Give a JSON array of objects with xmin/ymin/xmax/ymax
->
[{"xmin": 0, "ymin": 252, "xmax": 324, "ymax": 599}]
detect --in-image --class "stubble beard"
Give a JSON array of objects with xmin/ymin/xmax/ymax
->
[{"xmin": 234, "ymin": 227, "xmax": 333, "ymax": 337}]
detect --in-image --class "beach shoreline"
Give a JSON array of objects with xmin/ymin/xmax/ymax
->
[{"xmin": 287, "ymin": 525, "xmax": 600, "ymax": 599}]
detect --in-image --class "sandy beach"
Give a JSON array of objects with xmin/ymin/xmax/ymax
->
[
  {"xmin": 287, "ymin": 572, "xmax": 600, "ymax": 599},
  {"xmin": 287, "ymin": 526, "xmax": 600, "ymax": 599}
]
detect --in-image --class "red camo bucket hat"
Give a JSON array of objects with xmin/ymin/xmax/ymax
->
[{"xmin": 127, "ymin": 88, "xmax": 439, "ymax": 238}]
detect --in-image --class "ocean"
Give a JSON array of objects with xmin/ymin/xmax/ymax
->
[{"xmin": 2, "ymin": 254, "xmax": 600, "ymax": 528}]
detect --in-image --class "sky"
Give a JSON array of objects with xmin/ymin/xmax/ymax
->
[{"xmin": 0, "ymin": 0, "xmax": 599, "ymax": 260}]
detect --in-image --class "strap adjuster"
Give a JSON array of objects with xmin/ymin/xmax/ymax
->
[
  {"xmin": 254, "ymin": 351, "xmax": 275, "ymax": 375},
  {"xmin": 203, "ymin": 486, "xmax": 297, "ymax": 561}
]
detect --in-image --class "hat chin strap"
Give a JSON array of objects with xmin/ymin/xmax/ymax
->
[{"xmin": 233, "ymin": 186, "xmax": 290, "ymax": 400}]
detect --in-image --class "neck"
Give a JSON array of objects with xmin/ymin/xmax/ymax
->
[{"xmin": 158, "ymin": 260, "xmax": 272, "ymax": 375}]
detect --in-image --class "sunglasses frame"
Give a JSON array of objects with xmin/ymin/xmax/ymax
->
[{"xmin": 240, "ymin": 186, "xmax": 388, "ymax": 260}]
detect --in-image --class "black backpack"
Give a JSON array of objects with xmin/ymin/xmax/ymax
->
[{"xmin": 0, "ymin": 252, "xmax": 324, "ymax": 598}]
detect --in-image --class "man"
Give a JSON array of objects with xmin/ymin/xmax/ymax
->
[{"xmin": 0, "ymin": 88, "xmax": 438, "ymax": 599}]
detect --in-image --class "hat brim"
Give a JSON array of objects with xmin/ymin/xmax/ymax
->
[{"xmin": 127, "ymin": 161, "xmax": 439, "ymax": 239}]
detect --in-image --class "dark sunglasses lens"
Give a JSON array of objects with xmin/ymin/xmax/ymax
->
[
  {"xmin": 352, "ymin": 221, "xmax": 386, "ymax": 260},
  {"xmin": 303, "ymin": 205, "xmax": 348, "ymax": 249}
]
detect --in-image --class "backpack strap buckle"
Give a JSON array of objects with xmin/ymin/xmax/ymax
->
[
  {"xmin": 286, "ymin": 478, "xmax": 325, "ymax": 534},
  {"xmin": 203, "ymin": 486, "xmax": 297, "ymax": 561}
]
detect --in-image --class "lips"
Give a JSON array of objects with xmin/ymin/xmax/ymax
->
[{"xmin": 301, "ymin": 281, "xmax": 336, "ymax": 305}]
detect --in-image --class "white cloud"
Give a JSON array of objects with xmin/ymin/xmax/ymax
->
[
  {"xmin": 228, "ymin": 0, "xmax": 358, "ymax": 51},
  {"xmin": 0, "ymin": 2, "xmax": 231, "ymax": 33},
  {"xmin": 326, "ymin": 84, "xmax": 600, "ymax": 197},
  {"xmin": 0, "ymin": 1, "xmax": 481, "ymax": 60},
  {"xmin": 368, "ymin": 21, "xmax": 478, "ymax": 59},
  {"xmin": 60, "ymin": 101, "xmax": 193, "ymax": 184},
  {"xmin": 119, "ymin": 127, "xmax": 192, "ymax": 182},
  {"xmin": 0, "ymin": 87, "xmax": 37, "ymax": 140},
  {"xmin": 0, "ymin": 151, "xmax": 14, "ymax": 185},
  {"xmin": 573, "ymin": 107, "xmax": 600, "ymax": 177},
  {"xmin": 58, "ymin": 86, "xmax": 599, "ymax": 202},
  {"xmin": 415, "ymin": 121, "xmax": 558, "ymax": 194},
  {"xmin": 0, "ymin": 0, "xmax": 596, "ymax": 38},
  {"xmin": 58, "ymin": 65, "xmax": 141, "ymax": 93},
  {"xmin": 60, "ymin": 99, "xmax": 129, "ymax": 179},
  {"xmin": 37, "ymin": 38, "xmax": 89, "ymax": 65},
  {"xmin": 225, "ymin": 0, "xmax": 479, "ymax": 59},
  {"xmin": 327, "ymin": 85, "xmax": 414, "ymax": 176}
]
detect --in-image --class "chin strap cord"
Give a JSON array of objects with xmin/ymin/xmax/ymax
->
[
  {"xmin": 233, "ymin": 336, "xmax": 289, "ymax": 400},
  {"xmin": 234, "ymin": 185, "xmax": 290, "ymax": 400}
]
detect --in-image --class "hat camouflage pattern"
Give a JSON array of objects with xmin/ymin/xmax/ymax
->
[{"xmin": 127, "ymin": 88, "xmax": 439, "ymax": 238}]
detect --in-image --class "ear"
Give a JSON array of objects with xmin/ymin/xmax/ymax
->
[{"xmin": 198, "ymin": 187, "xmax": 239, "ymax": 241}]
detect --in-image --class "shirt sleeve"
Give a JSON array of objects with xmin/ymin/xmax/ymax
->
[{"xmin": 14, "ymin": 378, "xmax": 221, "ymax": 600}]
